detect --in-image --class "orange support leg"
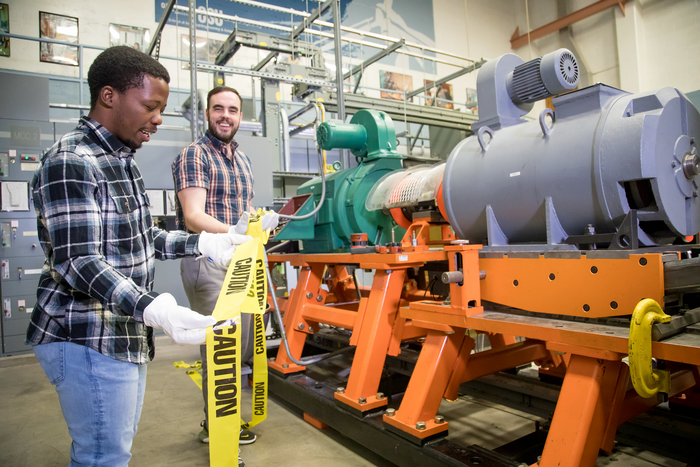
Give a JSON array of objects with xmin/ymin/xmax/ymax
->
[
  {"xmin": 539, "ymin": 354, "xmax": 623, "ymax": 467},
  {"xmin": 444, "ymin": 340, "xmax": 549, "ymax": 401},
  {"xmin": 383, "ymin": 330, "xmax": 466, "ymax": 440},
  {"xmin": 269, "ymin": 264, "xmax": 324, "ymax": 374},
  {"xmin": 600, "ymin": 366, "xmax": 699, "ymax": 453},
  {"xmin": 335, "ymin": 269, "xmax": 406, "ymax": 412}
]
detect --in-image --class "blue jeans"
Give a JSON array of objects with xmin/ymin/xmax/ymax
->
[{"xmin": 34, "ymin": 342, "xmax": 147, "ymax": 467}]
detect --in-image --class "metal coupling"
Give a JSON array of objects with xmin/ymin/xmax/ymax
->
[
  {"xmin": 385, "ymin": 408, "xmax": 396, "ymax": 417},
  {"xmin": 306, "ymin": 292, "xmax": 313, "ymax": 299},
  {"xmin": 316, "ymin": 295, "xmax": 323, "ymax": 302},
  {"xmin": 358, "ymin": 397, "xmax": 367, "ymax": 404},
  {"xmin": 376, "ymin": 392, "xmax": 385, "ymax": 400},
  {"xmin": 479, "ymin": 270, "xmax": 486, "ymax": 280},
  {"xmin": 416, "ymin": 421, "xmax": 426, "ymax": 430},
  {"xmin": 337, "ymin": 387, "xmax": 345, "ymax": 394},
  {"xmin": 282, "ymin": 363, "xmax": 289, "ymax": 369},
  {"xmin": 434, "ymin": 415, "xmax": 445, "ymax": 424},
  {"xmin": 683, "ymin": 152, "xmax": 700, "ymax": 179},
  {"xmin": 441, "ymin": 271, "xmax": 463, "ymax": 284},
  {"xmin": 297, "ymin": 323, "xmax": 305, "ymax": 330}
]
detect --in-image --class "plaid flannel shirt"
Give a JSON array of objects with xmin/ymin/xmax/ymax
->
[
  {"xmin": 173, "ymin": 131, "xmax": 254, "ymax": 231},
  {"xmin": 27, "ymin": 116, "xmax": 199, "ymax": 364}
]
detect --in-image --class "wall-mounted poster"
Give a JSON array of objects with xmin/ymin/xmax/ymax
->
[
  {"xmin": 0, "ymin": 4, "xmax": 9, "ymax": 58},
  {"xmin": 109, "ymin": 24, "xmax": 150, "ymax": 52},
  {"xmin": 180, "ymin": 34, "xmax": 223, "ymax": 67},
  {"xmin": 466, "ymin": 87, "xmax": 478, "ymax": 111},
  {"xmin": 39, "ymin": 11, "xmax": 79, "ymax": 66},
  {"xmin": 380, "ymin": 70, "xmax": 413, "ymax": 102},
  {"xmin": 424, "ymin": 80, "xmax": 454, "ymax": 109}
]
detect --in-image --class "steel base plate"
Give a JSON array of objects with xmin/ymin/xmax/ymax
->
[{"xmin": 268, "ymin": 370, "xmax": 523, "ymax": 467}]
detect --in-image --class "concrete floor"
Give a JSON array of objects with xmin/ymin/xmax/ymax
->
[{"xmin": 0, "ymin": 337, "xmax": 689, "ymax": 467}]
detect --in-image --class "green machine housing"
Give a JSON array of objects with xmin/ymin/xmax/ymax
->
[{"xmin": 275, "ymin": 109, "xmax": 406, "ymax": 253}]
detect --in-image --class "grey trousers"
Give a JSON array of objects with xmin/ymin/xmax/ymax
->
[{"xmin": 180, "ymin": 256, "xmax": 255, "ymax": 427}]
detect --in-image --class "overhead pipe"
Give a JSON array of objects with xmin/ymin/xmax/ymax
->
[{"xmin": 279, "ymin": 107, "xmax": 291, "ymax": 172}]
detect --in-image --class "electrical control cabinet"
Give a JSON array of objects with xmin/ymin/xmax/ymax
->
[{"xmin": 0, "ymin": 118, "xmax": 53, "ymax": 356}]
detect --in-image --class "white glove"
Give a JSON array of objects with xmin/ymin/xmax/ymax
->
[
  {"xmin": 198, "ymin": 230, "xmax": 252, "ymax": 268},
  {"xmin": 143, "ymin": 293, "xmax": 216, "ymax": 345},
  {"xmin": 231, "ymin": 211, "xmax": 279, "ymax": 234},
  {"xmin": 231, "ymin": 212, "xmax": 250, "ymax": 235},
  {"xmin": 261, "ymin": 212, "xmax": 279, "ymax": 231}
]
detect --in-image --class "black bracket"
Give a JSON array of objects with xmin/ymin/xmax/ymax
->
[{"xmin": 565, "ymin": 210, "xmax": 639, "ymax": 250}]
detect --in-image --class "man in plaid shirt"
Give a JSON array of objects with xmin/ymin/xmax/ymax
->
[
  {"xmin": 173, "ymin": 86, "xmax": 278, "ymax": 448},
  {"xmin": 28, "ymin": 46, "xmax": 250, "ymax": 467}
]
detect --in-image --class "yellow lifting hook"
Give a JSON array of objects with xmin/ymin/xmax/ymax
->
[{"xmin": 628, "ymin": 299, "xmax": 671, "ymax": 398}]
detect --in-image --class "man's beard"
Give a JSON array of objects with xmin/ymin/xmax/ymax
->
[
  {"xmin": 208, "ymin": 118, "xmax": 236, "ymax": 143},
  {"xmin": 121, "ymin": 137, "xmax": 141, "ymax": 151}
]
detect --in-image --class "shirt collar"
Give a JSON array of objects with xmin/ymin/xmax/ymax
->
[
  {"xmin": 80, "ymin": 116, "xmax": 133, "ymax": 157},
  {"xmin": 205, "ymin": 130, "xmax": 239, "ymax": 155}
]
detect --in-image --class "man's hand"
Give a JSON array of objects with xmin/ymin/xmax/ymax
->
[
  {"xmin": 231, "ymin": 212, "xmax": 250, "ymax": 235},
  {"xmin": 260, "ymin": 212, "xmax": 279, "ymax": 231},
  {"xmin": 231, "ymin": 211, "xmax": 279, "ymax": 235},
  {"xmin": 143, "ymin": 293, "xmax": 216, "ymax": 345},
  {"xmin": 198, "ymin": 230, "xmax": 252, "ymax": 268}
]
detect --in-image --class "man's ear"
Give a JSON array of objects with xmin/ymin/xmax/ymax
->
[
  {"xmin": 205, "ymin": 108, "xmax": 210, "ymax": 123},
  {"xmin": 99, "ymin": 86, "xmax": 116, "ymax": 109}
]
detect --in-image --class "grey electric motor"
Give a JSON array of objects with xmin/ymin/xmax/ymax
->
[{"xmin": 442, "ymin": 49, "xmax": 700, "ymax": 248}]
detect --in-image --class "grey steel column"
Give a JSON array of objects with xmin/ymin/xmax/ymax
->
[
  {"xmin": 332, "ymin": 0, "xmax": 348, "ymax": 168},
  {"xmin": 79, "ymin": 45, "xmax": 84, "ymax": 115},
  {"xmin": 188, "ymin": 0, "xmax": 199, "ymax": 141}
]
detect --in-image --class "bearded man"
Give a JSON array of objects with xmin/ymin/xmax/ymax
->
[{"xmin": 172, "ymin": 86, "xmax": 278, "ymax": 453}]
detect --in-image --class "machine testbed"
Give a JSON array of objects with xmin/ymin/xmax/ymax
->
[{"xmin": 264, "ymin": 48, "xmax": 700, "ymax": 467}]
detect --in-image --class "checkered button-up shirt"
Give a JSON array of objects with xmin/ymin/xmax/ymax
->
[
  {"xmin": 173, "ymin": 131, "xmax": 255, "ymax": 231},
  {"xmin": 27, "ymin": 116, "xmax": 199, "ymax": 364}
]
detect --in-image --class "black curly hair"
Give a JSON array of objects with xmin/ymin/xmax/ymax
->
[{"xmin": 87, "ymin": 46, "xmax": 170, "ymax": 110}]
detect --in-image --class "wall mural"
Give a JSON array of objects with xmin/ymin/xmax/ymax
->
[{"xmin": 154, "ymin": 0, "xmax": 436, "ymax": 73}]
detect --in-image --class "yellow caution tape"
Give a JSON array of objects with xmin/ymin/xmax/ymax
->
[
  {"xmin": 187, "ymin": 369, "xmax": 203, "ymax": 390},
  {"xmin": 174, "ymin": 360, "xmax": 204, "ymax": 390},
  {"xmin": 174, "ymin": 360, "xmax": 201, "ymax": 369},
  {"xmin": 206, "ymin": 210, "xmax": 271, "ymax": 467}
]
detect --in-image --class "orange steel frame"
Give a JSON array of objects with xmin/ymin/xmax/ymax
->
[
  {"xmin": 268, "ymin": 250, "xmax": 451, "ymax": 412},
  {"xmin": 268, "ymin": 247, "xmax": 700, "ymax": 467}
]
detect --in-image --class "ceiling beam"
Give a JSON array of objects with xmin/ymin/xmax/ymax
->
[
  {"xmin": 343, "ymin": 38, "xmax": 405, "ymax": 81},
  {"xmin": 406, "ymin": 59, "xmax": 486, "ymax": 100},
  {"xmin": 147, "ymin": 0, "xmax": 176, "ymax": 56},
  {"xmin": 511, "ymin": 0, "xmax": 627, "ymax": 49},
  {"xmin": 252, "ymin": 0, "xmax": 333, "ymax": 71}
]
